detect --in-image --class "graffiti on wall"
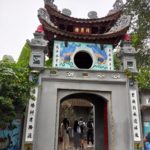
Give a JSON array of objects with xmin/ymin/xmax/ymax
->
[
  {"xmin": 144, "ymin": 122, "xmax": 150, "ymax": 150},
  {"xmin": 0, "ymin": 119, "xmax": 21, "ymax": 150}
]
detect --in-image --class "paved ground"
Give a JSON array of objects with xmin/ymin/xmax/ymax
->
[{"xmin": 59, "ymin": 140, "xmax": 94, "ymax": 150}]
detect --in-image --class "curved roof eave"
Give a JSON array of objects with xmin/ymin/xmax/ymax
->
[
  {"xmin": 44, "ymin": 3, "xmax": 123, "ymax": 24},
  {"xmin": 39, "ymin": 18, "xmax": 129, "ymax": 41}
]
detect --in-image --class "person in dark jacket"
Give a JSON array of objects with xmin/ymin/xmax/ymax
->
[
  {"xmin": 73, "ymin": 120, "xmax": 81, "ymax": 150},
  {"xmin": 78, "ymin": 117, "xmax": 86, "ymax": 149},
  {"xmin": 86, "ymin": 119, "xmax": 94, "ymax": 147}
]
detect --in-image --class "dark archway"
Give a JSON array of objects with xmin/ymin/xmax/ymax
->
[
  {"xmin": 74, "ymin": 51, "xmax": 93, "ymax": 69},
  {"xmin": 58, "ymin": 93, "xmax": 109, "ymax": 150}
]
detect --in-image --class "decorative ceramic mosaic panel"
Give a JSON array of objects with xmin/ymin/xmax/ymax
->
[
  {"xmin": 53, "ymin": 41, "xmax": 114, "ymax": 70},
  {"xmin": 0, "ymin": 119, "xmax": 21, "ymax": 150}
]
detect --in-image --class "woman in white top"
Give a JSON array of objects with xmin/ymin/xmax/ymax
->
[{"xmin": 60, "ymin": 118, "xmax": 70, "ymax": 150}]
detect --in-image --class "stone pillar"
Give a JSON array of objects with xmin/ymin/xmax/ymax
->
[
  {"xmin": 119, "ymin": 34, "xmax": 144, "ymax": 149},
  {"xmin": 22, "ymin": 30, "xmax": 48, "ymax": 150},
  {"xmin": 119, "ymin": 34, "xmax": 137, "ymax": 72},
  {"xmin": 28, "ymin": 31, "xmax": 48, "ymax": 71}
]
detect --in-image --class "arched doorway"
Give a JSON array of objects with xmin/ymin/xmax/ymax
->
[{"xmin": 57, "ymin": 93, "xmax": 108, "ymax": 150}]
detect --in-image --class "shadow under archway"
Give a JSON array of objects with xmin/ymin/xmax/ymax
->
[{"xmin": 58, "ymin": 93, "xmax": 109, "ymax": 150}]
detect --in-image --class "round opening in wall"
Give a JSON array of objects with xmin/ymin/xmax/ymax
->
[{"xmin": 74, "ymin": 51, "xmax": 93, "ymax": 69}]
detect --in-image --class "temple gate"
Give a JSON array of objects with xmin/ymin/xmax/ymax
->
[{"xmin": 21, "ymin": 0, "xmax": 144, "ymax": 150}]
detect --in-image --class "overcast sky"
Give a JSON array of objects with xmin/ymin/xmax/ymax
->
[{"xmin": 0, "ymin": 0, "xmax": 125, "ymax": 61}]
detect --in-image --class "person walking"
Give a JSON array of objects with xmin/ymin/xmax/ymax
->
[
  {"xmin": 86, "ymin": 119, "xmax": 94, "ymax": 147},
  {"xmin": 73, "ymin": 120, "xmax": 81, "ymax": 150},
  {"xmin": 78, "ymin": 117, "xmax": 86, "ymax": 149},
  {"xmin": 60, "ymin": 118, "xmax": 70, "ymax": 150}
]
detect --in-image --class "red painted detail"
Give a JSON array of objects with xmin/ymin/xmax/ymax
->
[
  {"xmin": 123, "ymin": 34, "xmax": 131, "ymax": 41},
  {"xmin": 104, "ymin": 101, "xmax": 109, "ymax": 150},
  {"xmin": 36, "ymin": 25, "xmax": 44, "ymax": 33}
]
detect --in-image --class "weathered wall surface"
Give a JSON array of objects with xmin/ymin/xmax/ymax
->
[{"xmin": 32, "ymin": 69, "xmax": 133, "ymax": 150}]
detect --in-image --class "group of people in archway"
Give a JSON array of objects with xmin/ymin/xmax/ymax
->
[{"xmin": 60, "ymin": 117, "xmax": 94, "ymax": 150}]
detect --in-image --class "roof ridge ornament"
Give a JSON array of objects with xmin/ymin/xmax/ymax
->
[
  {"xmin": 108, "ymin": 0, "xmax": 123, "ymax": 15},
  {"xmin": 88, "ymin": 11, "xmax": 98, "ymax": 19},
  {"xmin": 44, "ymin": 0, "xmax": 54, "ymax": 3},
  {"xmin": 62, "ymin": 8, "xmax": 72, "ymax": 17},
  {"xmin": 113, "ymin": 0, "xmax": 124, "ymax": 10},
  {"xmin": 44, "ymin": 0, "xmax": 58, "ymax": 10},
  {"xmin": 38, "ymin": 8, "xmax": 57, "ymax": 28}
]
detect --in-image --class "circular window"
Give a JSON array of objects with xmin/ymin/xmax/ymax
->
[{"xmin": 74, "ymin": 51, "xmax": 93, "ymax": 69}]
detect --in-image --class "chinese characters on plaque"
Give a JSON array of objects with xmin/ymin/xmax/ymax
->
[
  {"xmin": 53, "ymin": 44, "xmax": 60, "ymax": 67},
  {"xmin": 105, "ymin": 45, "xmax": 114, "ymax": 70},
  {"xmin": 25, "ymin": 87, "xmax": 38, "ymax": 142},
  {"xmin": 130, "ymin": 90, "xmax": 141, "ymax": 141}
]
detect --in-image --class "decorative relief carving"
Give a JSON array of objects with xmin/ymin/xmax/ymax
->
[
  {"xmin": 66, "ymin": 72, "xmax": 74, "ymax": 77},
  {"xmin": 50, "ymin": 70, "xmax": 58, "ymax": 75},
  {"xmin": 112, "ymin": 73, "xmax": 121, "ymax": 79},
  {"xmin": 97, "ymin": 74, "xmax": 105, "ymax": 78}
]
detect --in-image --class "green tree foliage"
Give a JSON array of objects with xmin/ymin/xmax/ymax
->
[
  {"xmin": 136, "ymin": 66, "xmax": 150, "ymax": 89},
  {"xmin": 113, "ymin": 52, "xmax": 121, "ymax": 70},
  {"xmin": 45, "ymin": 58, "xmax": 52, "ymax": 67},
  {"xmin": 0, "ymin": 60, "xmax": 33, "ymax": 126},
  {"xmin": 125, "ymin": 0, "xmax": 150, "ymax": 67},
  {"xmin": 135, "ymin": 50, "xmax": 150, "ymax": 69},
  {"xmin": 125, "ymin": 0, "xmax": 150, "ymax": 48},
  {"xmin": 2, "ymin": 55, "xmax": 15, "ymax": 63},
  {"xmin": 17, "ymin": 42, "xmax": 31, "ymax": 67},
  {"xmin": 124, "ymin": 0, "xmax": 150, "ymax": 88}
]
